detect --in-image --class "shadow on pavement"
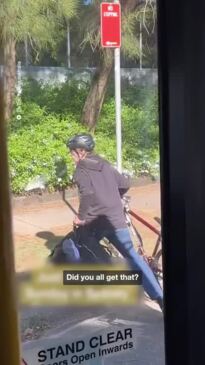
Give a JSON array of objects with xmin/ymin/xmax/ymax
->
[{"xmin": 36, "ymin": 231, "xmax": 64, "ymax": 253}]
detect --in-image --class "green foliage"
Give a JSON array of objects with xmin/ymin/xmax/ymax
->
[
  {"xmin": 11, "ymin": 101, "xmax": 46, "ymax": 132},
  {"xmin": 121, "ymin": 11, "xmax": 141, "ymax": 60},
  {"xmin": 21, "ymin": 78, "xmax": 88, "ymax": 117},
  {"xmin": 8, "ymin": 80, "xmax": 159, "ymax": 194},
  {"xmin": 9, "ymin": 112, "xmax": 87, "ymax": 193},
  {"xmin": 79, "ymin": 0, "xmax": 156, "ymax": 63},
  {"xmin": 0, "ymin": 0, "xmax": 79, "ymax": 52},
  {"xmin": 97, "ymin": 89, "xmax": 159, "ymax": 176}
]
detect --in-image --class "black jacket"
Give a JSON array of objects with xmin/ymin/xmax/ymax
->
[{"xmin": 73, "ymin": 154, "xmax": 130, "ymax": 230}]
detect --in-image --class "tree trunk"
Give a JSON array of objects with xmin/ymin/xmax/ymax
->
[
  {"xmin": 3, "ymin": 38, "xmax": 16, "ymax": 122},
  {"xmin": 81, "ymin": 0, "xmax": 140, "ymax": 130},
  {"xmin": 81, "ymin": 50, "xmax": 114, "ymax": 131}
]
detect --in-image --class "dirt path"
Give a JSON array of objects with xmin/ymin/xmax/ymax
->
[{"xmin": 13, "ymin": 183, "xmax": 161, "ymax": 272}]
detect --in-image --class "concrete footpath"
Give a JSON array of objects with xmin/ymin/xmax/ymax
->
[{"xmin": 22, "ymin": 305, "xmax": 164, "ymax": 365}]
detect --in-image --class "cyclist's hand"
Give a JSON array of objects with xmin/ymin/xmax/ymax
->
[{"xmin": 73, "ymin": 216, "xmax": 86, "ymax": 226}]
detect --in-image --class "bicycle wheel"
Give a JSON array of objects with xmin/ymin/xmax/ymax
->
[
  {"xmin": 153, "ymin": 248, "xmax": 163, "ymax": 279},
  {"xmin": 129, "ymin": 219, "xmax": 163, "ymax": 287},
  {"xmin": 147, "ymin": 250, "xmax": 163, "ymax": 290}
]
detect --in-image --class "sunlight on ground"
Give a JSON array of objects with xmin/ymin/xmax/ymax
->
[
  {"xmin": 14, "ymin": 184, "xmax": 161, "ymax": 272},
  {"xmin": 14, "ymin": 228, "xmax": 159, "ymax": 272}
]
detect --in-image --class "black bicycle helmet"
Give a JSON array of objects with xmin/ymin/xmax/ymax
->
[{"xmin": 67, "ymin": 134, "xmax": 95, "ymax": 152}]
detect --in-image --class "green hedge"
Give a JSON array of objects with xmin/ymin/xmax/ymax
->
[{"xmin": 8, "ymin": 79, "xmax": 159, "ymax": 194}]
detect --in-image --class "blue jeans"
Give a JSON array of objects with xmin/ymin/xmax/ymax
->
[
  {"xmin": 96, "ymin": 228, "xmax": 163, "ymax": 301},
  {"xmin": 62, "ymin": 237, "xmax": 81, "ymax": 262}
]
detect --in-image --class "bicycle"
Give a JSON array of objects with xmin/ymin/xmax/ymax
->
[
  {"xmin": 123, "ymin": 195, "xmax": 163, "ymax": 283},
  {"xmin": 49, "ymin": 191, "xmax": 163, "ymax": 285}
]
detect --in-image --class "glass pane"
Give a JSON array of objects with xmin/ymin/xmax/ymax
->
[{"xmin": 1, "ymin": 1, "xmax": 164, "ymax": 364}]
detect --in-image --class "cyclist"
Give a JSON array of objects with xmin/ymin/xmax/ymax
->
[{"xmin": 67, "ymin": 133, "xmax": 163, "ymax": 310}]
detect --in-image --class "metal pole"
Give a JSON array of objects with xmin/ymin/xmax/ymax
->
[
  {"xmin": 0, "ymin": 79, "xmax": 21, "ymax": 363},
  {"xmin": 139, "ymin": 20, "xmax": 143, "ymax": 70},
  {"xmin": 67, "ymin": 23, "xmax": 71, "ymax": 68},
  {"xmin": 24, "ymin": 37, "xmax": 29, "ymax": 66},
  {"xmin": 114, "ymin": 0, "xmax": 122, "ymax": 172}
]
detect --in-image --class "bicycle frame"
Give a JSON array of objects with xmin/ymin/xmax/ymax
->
[
  {"xmin": 128, "ymin": 209, "xmax": 161, "ymax": 258},
  {"xmin": 125, "ymin": 206, "xmax": 163, "ymax": 279},
  {"xmin": 129, "ymin": 210, "xmax": 160, "ymax": 236},
  {"xmin": 122, "ymin": 194, "xmax": 162, "ymax": 281}
]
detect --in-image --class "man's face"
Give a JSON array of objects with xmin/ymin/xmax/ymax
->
[
  {"xmin": 70, "ymin": 150, "xmax": 80, "ymax": 164},
  {"xmin": 70, "ymin": 149, "xmax": 87, "ymax": 164}
]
